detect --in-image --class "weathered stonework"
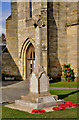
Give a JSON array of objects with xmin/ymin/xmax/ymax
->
[
  {"xmin": 66, "ymin": 2, "xmax": 79, "ymax": 80},
  {"xmin": 3, "ymin": 2, "xmax": 79, "ymax": 81}
]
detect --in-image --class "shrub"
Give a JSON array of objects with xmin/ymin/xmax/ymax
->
[
  {"xmin": 62, "ymin": 64, "xmax": 75, "ymax": 82},
  {"xmin": 2, "ymin": 73, "xmax": 16, "ymax": 80}
]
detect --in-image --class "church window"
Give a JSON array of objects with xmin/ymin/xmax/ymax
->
[
  {"xmin": 30, "ymin": 63, "xmax": 32, "ymax": 74},
  {"xmin": 30, "ymin": 51, "xmax": 32, "ymax": 59},
  {"xmin": 29, "ymin": 0, "xmax": 32, "ymax": 18}
]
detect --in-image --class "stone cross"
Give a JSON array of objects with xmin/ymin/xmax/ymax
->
[
  {"xmin": 29, "ymin": 20, "xmax": 49, "ymax": 95},
  {"xmin": 34, "ymin": 26, "xmax": 43, "ymax": 74}
]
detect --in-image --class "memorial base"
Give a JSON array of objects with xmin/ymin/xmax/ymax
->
[
  {"xmin": 15, "ymin": 95, "xmax": 64, "ymax": 109},
  {"xmin": 15, "ymin": 72, "xmax": 64, "ymax": 109}
]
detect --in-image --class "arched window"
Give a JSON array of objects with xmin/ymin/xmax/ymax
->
[{"xmin": 29, "ymin": 0, "xmax": 32, "ymax": 18}]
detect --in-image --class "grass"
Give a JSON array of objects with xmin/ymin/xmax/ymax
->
[
  {"xmin": 2, "ymin": 89, "xmax": 79, "ymax": 119},
  {"xmin": 49, "ymin": 81, "xmax": 78, "ymax": 88},
  {"xmin": 2, "ymin": 106, "xmax": 78, "ymax": 119},
  {"xmin": 50, "ymin": 89, "xmax": 79, "ymax": 103}
]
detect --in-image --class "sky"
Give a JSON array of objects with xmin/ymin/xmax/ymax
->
[{"xmin": 0, "ymin": 1, "xmax": 11, "ymax": 37}]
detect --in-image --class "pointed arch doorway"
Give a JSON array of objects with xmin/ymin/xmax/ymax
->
[{"xmin": 26, "ymin": 44, "xmax": 35, "ymax": 78}]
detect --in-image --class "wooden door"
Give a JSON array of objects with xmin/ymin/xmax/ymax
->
[{"xmin": 26, "ymin": 44, "xmax": 35, "ymax": 78}]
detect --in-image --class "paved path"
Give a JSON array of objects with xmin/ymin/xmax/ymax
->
[
  {"xmin": 2, "ymin": 80, "xmax": 22, "ymax": 86},
  {"xmin": 49, "ymin": 87, "xmax": 78, "ymax": 90},
  {"xmin": 1, "ymin": 80, "xmax": 29, "ymax": 103}
]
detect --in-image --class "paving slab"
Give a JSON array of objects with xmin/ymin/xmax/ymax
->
[
  {"xmin": 49, "ymin": 87, "xmax": 78, "ymax": 90},
  {"xmin": 1, "ymin": 80, "xmax": 29, "ymax": 103},
  {"xmin": 4, "ymin": 103, "xmax": 55, "ymax": 113}
]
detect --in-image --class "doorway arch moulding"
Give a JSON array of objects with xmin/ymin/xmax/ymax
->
[{"xmin": 19, "ymin": 38, "xmax": 35, "ymax": 80}]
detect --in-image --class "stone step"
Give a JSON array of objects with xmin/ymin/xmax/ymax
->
[
  {"xmin": 36, "ymin": 95, "xmax": 58, "ymax": 103},
  {"xmin": 15, "ymin": 97, "xmax": 64, "ymax": 109}
]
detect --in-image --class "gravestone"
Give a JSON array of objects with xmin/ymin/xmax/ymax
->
[{"xmin": 15, "ymin": 20, "xmax": 64, "ymax": 109}]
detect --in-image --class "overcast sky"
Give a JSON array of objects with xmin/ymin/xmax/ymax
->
[{"xmin": 0, "ymin": 1, "xmax": 11, "ymax": 36}]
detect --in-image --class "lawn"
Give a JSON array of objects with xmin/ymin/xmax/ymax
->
[
  {"xmin": 50, "ymin": 89, "xmax": 79, "ymax": 103},
  {"xmin": 2, "ymin": 89, "xmax": 79, "ymax": 119},
  {"xmin": 2, "ymin": 106, "xmax": 78, "ymax": 119},
  {"xmin": 49, "ymin": 81, "xmax": 78, "ymax": 88}
]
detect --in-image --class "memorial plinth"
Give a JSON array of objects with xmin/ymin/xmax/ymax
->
[{"xmin": 15, "ymin": 23, "xmax": 64, "ymax": 109}]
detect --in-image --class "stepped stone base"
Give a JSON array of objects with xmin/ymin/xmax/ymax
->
[
  {"xmin": 21, "ymin": 92, "xmax": 51, "ymax": 103},
  {"xmin": 15, "ymin": 95, "xmax": 64, "ymax": 109}
]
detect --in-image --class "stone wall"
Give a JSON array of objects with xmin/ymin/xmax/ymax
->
[
  {"xmin": 6, "ymin": 2, "xmax": 18, "ymax": 66},
  {"xmin": 5, "ymin": 2, "xmax": 79, "ymax": 81},
  {"xmin": 17, "ymin": 2, "xmax": 48, "ymax": 79},
  {"xmin": 5, "ymin": 2, "xmax": 19, "ymax": 78},
  {"xmin": 66, "ymin": 2, "xmax": 79, "ymax": 80},
  {"xmin": 57, "ymin": 3, "xmax": 67, "ymax": 66},
  {"xmin": 2, "ymin": 51, "xmax": 21, "ymax": 78},
  {"xmin": 47, "ymin": 2, "xmax": 79, "ymax": 81},
  {"xmin": 47, "ymin": 2, "xmax": 67, "ymax": 78},
  {"xmin": 17, "ymin": 2, "xmax": 35, "ymax": 79}
]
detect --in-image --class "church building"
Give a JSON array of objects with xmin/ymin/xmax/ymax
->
[{"xmin": 2, "ymin": 1, "xmax": 79, "ymax": 81}]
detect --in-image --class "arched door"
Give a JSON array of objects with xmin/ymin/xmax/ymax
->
[{"xmin": 26, "ymin": 44, "xmax": 35, "ymax": 78}]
